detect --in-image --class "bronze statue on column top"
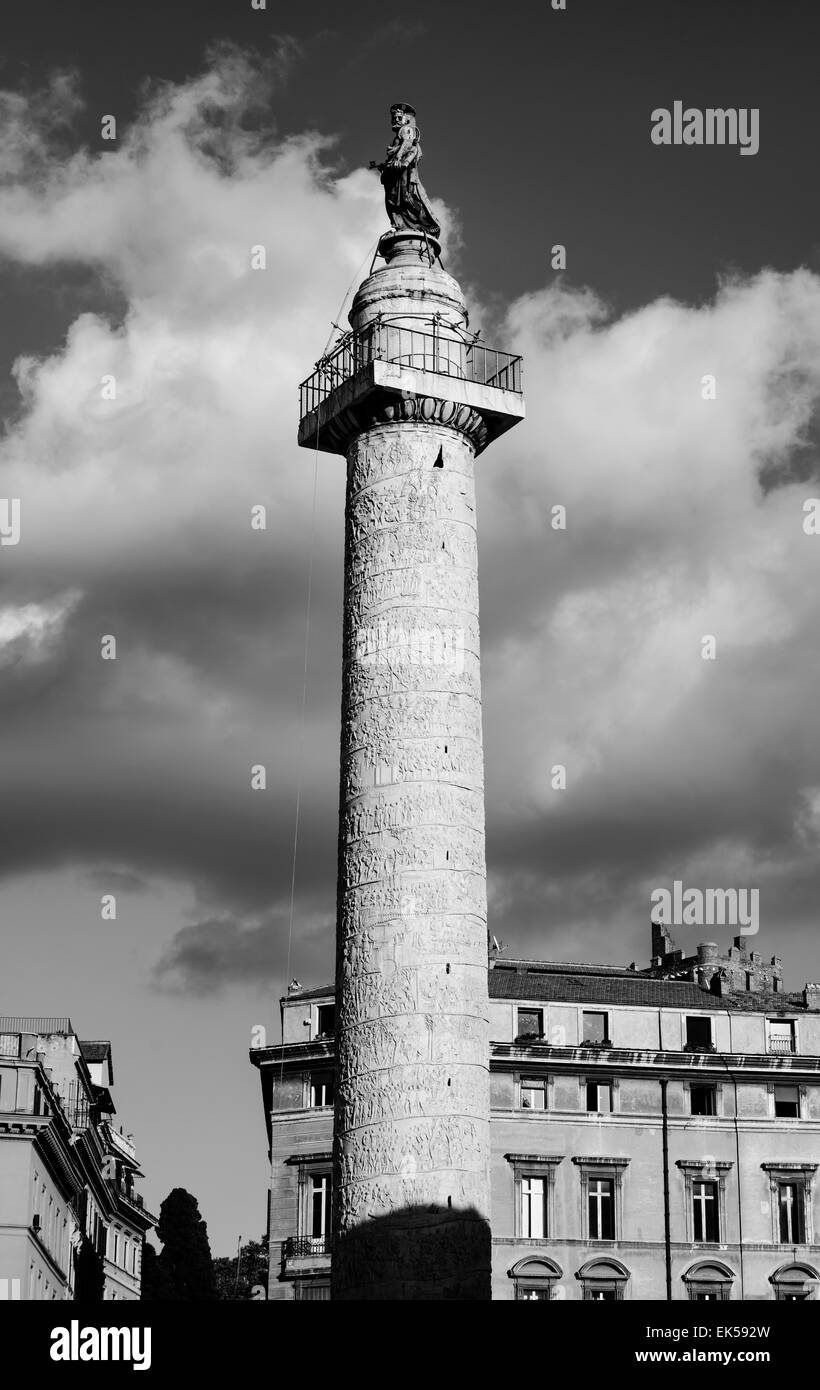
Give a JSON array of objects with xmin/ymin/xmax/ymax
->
[{"xmin": 370, "ymin": 102, "xmax": 441, "ymax": 239}]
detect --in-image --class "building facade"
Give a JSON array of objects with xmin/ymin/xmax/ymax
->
[
  {"xmin": 251, "ymin": 932, "xmax": 820, "ymax": 1301},
  {"xmin": 0, "ymin": 1018, "xmax": 155, "ymax": 1301}
]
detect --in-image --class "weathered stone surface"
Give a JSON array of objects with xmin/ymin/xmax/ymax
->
[{"xmin": 333, "ymin": 404, "xmax": 493, "ymax": 1298}]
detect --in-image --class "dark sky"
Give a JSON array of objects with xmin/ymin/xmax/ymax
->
[
  {"xmin": 2, "ymin": 0, "xmax": 819, "ymax": 1252},
  {"xmin": 4, "ymin": 0, "xmax": 820, "ymax": 375}
]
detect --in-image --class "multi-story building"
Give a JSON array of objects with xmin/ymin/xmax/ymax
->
[
  {"xmin": 251, "ymin": 932, "xmax": 820, "ymax": 1301},
  {"xmin": 0, "ymin": 1017, "xmax": 155, "ymax": 1301}
]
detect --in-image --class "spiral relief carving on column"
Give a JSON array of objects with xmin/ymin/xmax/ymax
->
[{"xmin": 332, "ymin": 421, "xmax": 492, "ymax": 1299}]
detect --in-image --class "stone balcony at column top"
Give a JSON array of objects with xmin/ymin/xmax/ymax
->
[{"xmin": 298, "ymin": 307, "xmax": 525, "ymax": 459}]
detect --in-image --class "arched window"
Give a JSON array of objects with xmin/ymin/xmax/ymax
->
[
  {"xmin": 682, "ymin": 1260, "xmax": 735, "ymax": 1301},
  {"xmin": 576, "ymin": 1257, "xmax": 629, "ymax": 1301},
  {"xmin": 509, "ymin": 1257, "xmax": 562, "ymax": 1302},
  {"xmin": 769, "ymin": 1262, "xmax": 819, "ymax": 1302}
]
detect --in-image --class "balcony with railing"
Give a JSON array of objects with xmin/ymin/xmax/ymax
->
[
  {"xmin": 284, "ymin": 1236, "xmax": 331, "ymax": 1258},
  {"xmin": 299, "ymin": 316, "xmax": 522, "ymax": 420},
  {"xmin": 297, "ymin": 314, "xmax": 524, "ymax": 455},
  {"xmin": 108, "ymin": 1177, "xmax": 145, "ymax": 1211},
  {"xmin": 283, "ymin": 1234, "xmax": 331, "ymax": 1275},
  {"xmin": 768, "ymin": 1035, "xmax": 796, "ymax": 1055}
]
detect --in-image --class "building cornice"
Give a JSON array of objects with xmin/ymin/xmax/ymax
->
[
  {"xmin": 504, "ymin": 1153, "xmax": 564, "ymax": 1166},
  {"xmin": 571, "ymin": 1156, "xmax": 630, "ymax": 1169},
  {"xmin": 250, "ymin": 1041, "xmax": 335, "ymax": 1069},
  {"xmin": 492, "ymin": 1236, "xmax": 820, "ymax": 1254},
  {"xmin": 0, "ymin": 1115, "xmax": 84, "ymax": 1200},
  {"xmin": 676, "ymin": 1159, "xmax": 733, "ymax": 1173},
  {"xmin": 761, "ymin": 1162, "xmax": 818, "ymax": 1174},
  {"xmin": 490, "ymin": 1044, "xmax": 820, "ymax": 1075},
  {"xmin": 490, "ymin": 1107, "xmax": 820, "ymax": 1134}
]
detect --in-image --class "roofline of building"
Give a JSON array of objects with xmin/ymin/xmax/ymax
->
[
  {"xmin": 271, "ymin": 975, "xmax": 819, "ymax": 1015},
  {"xmin": 0, "ymin": 1015, "xmax": 75, "ymax": 1034},
  {"xmin": 280, "ymin": 985, "xmax": 335, "ymax": 1004},
  {"xmin": 250, "ymin": 1040, "xmax": 335, "ymax": 1068},
  {"xmin": 492, "ymin": 959, "xmax": 639, "ymax": 977}
]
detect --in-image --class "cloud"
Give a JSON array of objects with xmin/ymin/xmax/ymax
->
[
  {"xmin": 0, "ymin": 47, "xmax": 386, "ymax": 925},
  {"xmin": 0, "ymin": 590, "xmax": 80, "ymax": 666},
  {"xmin": 478, "ymin": 270, "xmax": 820, "ymax": 967},
  {"xmin": 152, "ymin": 908, "xmax": 333, "ymax": 995},
  {"xmin": 1, "ymin": 47, "xmax": 819, "ymax": 992},
  {"xmin": 0, "ymin": 70, "xmax": 83, "ymax": 180}
]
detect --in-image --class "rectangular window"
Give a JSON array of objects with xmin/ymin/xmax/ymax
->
[
  {"xmin": 769, "ymin": 1021, "xmax": 795, "ymax": 1055},
  {"xmin": 774, "ymin": 1084, "xmax": 800, "ymax": 1119},
  {"xmin": 585, "ymin": 1081, "xmax": 612, "ymax": 1114},
  {"xmin": 582, "ymin": 1012, "xmax": 608, "ymax": 1045},
  {"xmin": 521, "ymin": 1176, "xmax": 545, "ymax": 1238},
  {"xmin": 310, "ymin": 1074, "xmax": 334, "ymax": 1108},
  {"xmin": 685, "ymin": 1016, "xmax": 712, "ymax": 1049},
  {"xmin": 316, "ymin": 1005, "xmax": 335, "ymax": 1038},
  {"xmin": 310, "ymin": 1175, "xmax": 331, "ymax": 1238},
  {"xmin": 692, "ymin": 1181, "xmax": 719, "ymax": 1242},
  {"xmin": 588, "ymin": 1178, "xmax": 614, "ymax": 1239},
  {"xmin": 520, "ymin": 1077, "xmax": 547, "ymax": 1111},
  {"xmin": 778, "ymin": 1183, "xmax": 806, "ymax": 1244},
  {"xmin": 690, "ymin": 1084, "xmax": 717, "ymax": 1116},
  {"xmin": 517, "ymin": 1008, "xmax": 543, "ymax": 1041},
  {"xmin": 295, "ymin": 1280, "xmax": 330, "ymax": 1300},
  {"xmin": 112, "ymin": 1232, "xmax": 119, "ymax": 1265}
]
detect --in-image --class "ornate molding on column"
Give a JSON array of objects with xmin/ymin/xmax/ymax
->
[{"xmin": 300, "ymin": 379, "xmax": 501, "ymax": 457}]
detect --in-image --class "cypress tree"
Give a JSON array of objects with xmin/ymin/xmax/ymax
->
[{"xmin": 151, "ymin": 1188, "xmax": 217, "ymax": 1299}]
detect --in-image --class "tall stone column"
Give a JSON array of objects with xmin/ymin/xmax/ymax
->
[
  {"xmin": 335, "ymin": 399, "xmax": 491, "ymax": 1302},
  {"xmin": 298, "ymin": 206, "xmax": 524, "ymax": 1300}
]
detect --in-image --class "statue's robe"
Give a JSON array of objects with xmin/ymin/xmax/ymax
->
[{"xmin": 382, "ymin": 161, "xmax": 440, "ymax": 237}]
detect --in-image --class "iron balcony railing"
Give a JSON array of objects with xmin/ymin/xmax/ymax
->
[
  {"xmin": 299, "ymin": 316, "xmax": 523, "ymax": 419},
  {"xmin": 108, "ymin": 1177, "xmax": 144, "ymax": 1210},
  {"xmin": 284, "ymin": 1236, "xmax": 331, "ymax": 1259}
]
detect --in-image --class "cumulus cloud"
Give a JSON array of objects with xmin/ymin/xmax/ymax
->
[
  {"xmin": 479, "ymin": 271, "xmax": 820, "ymax": 965},
  {"xmin": 1, "ymin": 47, "xmax": 819, "ymax": 992}
]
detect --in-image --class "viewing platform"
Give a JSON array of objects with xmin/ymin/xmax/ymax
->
[{"xmin": 297, "ymin": 313, "xmax": 524, "ymax": 457}]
